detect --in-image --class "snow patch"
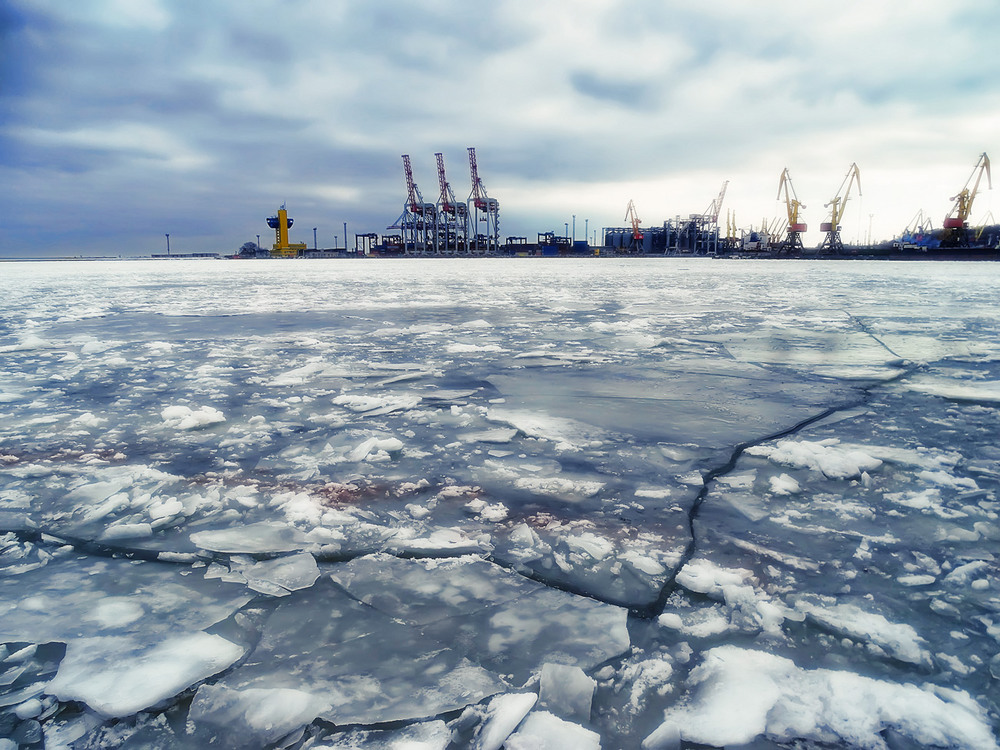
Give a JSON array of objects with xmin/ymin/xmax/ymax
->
[
  {"xmin": 643, "ymin": 645, "xmax": 998, "ymax": 750},
  {"xmin": 160, "ymin": 404, "xmax": 226, "ymax": 431}
]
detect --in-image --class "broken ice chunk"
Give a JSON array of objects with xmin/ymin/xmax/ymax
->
[
  {"xmin": 746, "ymin": 438, "xmax": 881, "ymax": 480},
  {"xmin": 768, "ymin": 473, "xmax": 800, "ymax": 495},
  {"xmin": 644, "ymin": 645, "xmax": 999, "ymax": 750},
  {"xmin": 47, "ymin": 633, "xmax": 244, "ymax": 718},
  {"xmin": 160, "ymin": 405, "xmax": 226, "ymax": 431},
  {"xmin": 504, "ymin": 711, "xmax": 601, "ymax": 750},
  {"xmin": 794, "ymin": 600, "xmax": 931, "ymax": 666},
  {"xmin": 346, "ymin": 436, "xmax": 404, "ymax": 462},
  {"xmin": 462, "ymin": 428, "xmax": 519, "ymax": 444},
  {"xmin": 332, "ymin": 393, "xmax": 420, "ymax": 415},
  {"xmin": 539, "ymin": 663, "xmax": 595, "ymax": 722},
  {"xmin": 190, "ymin": 522, "xmax": 311, "ymax": 554},
  {"xmin": 472, "ymin": 692, "xmax": 538, "ymax": 750},
  {"xmin": 236, "ymin": 552, "xmax": 321, "ymax": 596},
  {"xmin": 189, "ymin": 684, "xmax": 332, "ymax": 749}
]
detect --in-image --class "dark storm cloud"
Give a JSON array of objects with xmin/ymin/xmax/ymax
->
[{"xmin": 569, "ymin": 71, "xmax": 655, "ymax": 111}]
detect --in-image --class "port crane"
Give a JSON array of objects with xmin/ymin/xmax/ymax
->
[
  {"xmin": 819, "ymin": 163, "xmax": 862, "ymax": 252},
  {"xmin": 625, "ymin": 200, "xmax": 643, "ymax": 250},
  {"xmin": 942, "ymin": 152, "xmax": 991, "ymax": 248},
  {"xmin": 776, "ymin": 168, "xmax": 807, "ymax": 252},
  {"xmin": 434, "ymin": 152, "xmax": 467, "ymax": 254},
  {"xmin": 974, "ymin": 210, "xmax": 997, "ymax": 244},
  {"xmin": 467, "ymin": 147, "xmax": 499, "ymax": 254},
  {"xmin": 904, "ymin": 209, "xmax": 934, "ymax": 236},
  {"xmin": 390, "ymin": 154, "xmax": 437, "ymax": 253},
  {"xmin": 702, "ymin": 181, "xmax": 729, "ymax": 227}
]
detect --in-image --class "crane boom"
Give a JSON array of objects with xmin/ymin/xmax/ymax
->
[
  {"xmin": 466, "ymin": 147, "xmax": 500, "ymax": 253},
  {"xmin": 625, "ymin": 200, "xmax": 643, "ymax": 242},
  {"xmin": 703, "ymin": 181, "xmax": 729, "ymax": 225},
  {"xmin": 776, "ymin": 168, "xmax": 806, "ymax": 252},
  {"xmin": 942, "ymin": 153, "xmax": 991, "ymax": 247},
  {"xmin": 402, "ymin": 154, "xmax": 426, "ymax": 214},
  {"xmin": 435, "ymin": 152, "xmax": 457, "ymax": 214},
  {"xmin": 819, "ymin": 163, "xmax": 861, "ymax": 251}
]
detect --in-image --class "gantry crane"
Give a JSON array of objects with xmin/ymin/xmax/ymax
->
[
  {"xmin": 434, "ymin": 152, "xmax": 467, "ymax": 253},
  {"xmin": 391, "ymin": 154, "xmax": 436, "ymax": 253},
  {"xmin": 625, "ymin": 200, "xmax": 643, "ymax": 251},
  {"xmin": 942, "ymin": 152, "xmax": 991, "ymax": 248},
  {"xmin": 819, "ymin": 163, "xmax": 862, "ymax": 252},
  {"xmin": 467, "ymin": 147, "xmax": 499, "ymax": 254},
  {"xmin": 776, "ymin": 168, "xmax": 807, "ymax": 252}
]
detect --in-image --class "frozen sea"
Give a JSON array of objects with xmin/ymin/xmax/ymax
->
[{"xmin": 0, "ymin": 256, "xmax": 999, "ymax": 749}]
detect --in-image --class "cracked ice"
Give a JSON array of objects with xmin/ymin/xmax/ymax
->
[{"xmin": 0, "ymin": 258, "xmax": 998, "ymax": 748}]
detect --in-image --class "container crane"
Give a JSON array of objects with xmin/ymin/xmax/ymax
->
[
  {"xmin": 467, "ymin": 147, "xmax": 500, "ymax": 254},
  {"xmin": 435, "ymin": 152, "xmax": 457, "ymax": 215},
  {"xmin": 777, "ymin": 168, "xmax": 807, "ymax": 252},
  {"xmin": 390, "ymin": 154, "xmax": 436, "ymax": 253},
  {"xmin": 402, "ymin": 154, "xmax": 434, "ymax": 217},
  {"xmin": 942, "ymin": 152, "xmax": 991, "ymax": 248},
  {"xmin": 819, "ymin": 163, "xmax": 861, "ymax": 252},
  {"xmin": 434, "ymin": 152, "xmax": 467, "ymax": 253}
]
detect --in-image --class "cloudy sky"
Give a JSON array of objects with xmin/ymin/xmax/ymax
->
[{"xmin": 2, "ymin": 0, "xmax": 998, "ymax": 257}]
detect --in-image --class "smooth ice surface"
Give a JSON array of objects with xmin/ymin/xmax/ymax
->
[
  {"xmin": 2, "ymin": 259, "xmax": 1000, "ymax": 747},
  {"xmin": 199, "ymin": 573, "xmax": 558, "ymax": 733},
  {"xmin": 0, "ymin": 556, "xmax": 252, "ymax": 642}
]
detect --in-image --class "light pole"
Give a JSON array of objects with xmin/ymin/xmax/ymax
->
[
  {"xmin": 313, "ymin": 227, "xmax": 318, "ymax": 251},
  {"xmin": 343, "ymin": 221, "xmax": 348, "ymax": 252},
  {"xmin": 165, "ymin": 234, "xmax": 170, "ymax": 256},
  {"xmin": 585, "ymin": 219, "xmax": 589, "ymax": 245},
  {"xmin": 572, "ymin": 215, "xmax": 576, "ymax": 243},
  {"xmin": 256, "ymin": 234, "xmax": 260, "ymax": 253}
]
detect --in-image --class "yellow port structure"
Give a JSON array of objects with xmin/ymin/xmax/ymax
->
[{"xmin": 267, "ymin": 205, "xmax": 308, "ymax": 257}]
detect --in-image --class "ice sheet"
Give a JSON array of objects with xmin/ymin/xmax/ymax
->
[{"xmin": 2, "ymin": 259, "xmax": 1000, "ymax": 747}]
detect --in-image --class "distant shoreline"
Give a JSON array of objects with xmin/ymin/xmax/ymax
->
[{"xmin": 2, "ymin": 250, "xmax": 999, "ymax": 263}]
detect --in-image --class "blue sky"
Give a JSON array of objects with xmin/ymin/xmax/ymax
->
[{"xmin": 2, "ymin": 0, "xmax": 998, "ymax": 256}]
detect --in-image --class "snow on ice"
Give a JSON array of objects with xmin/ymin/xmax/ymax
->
[{"xmin": 1, "ymin": 258, "xmax": 999, "ymax": 747}]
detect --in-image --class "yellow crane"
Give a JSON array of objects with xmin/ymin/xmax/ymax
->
[
  {"xmin": 819, "ymin": 163, "xmax": 861, "ymax": 252},
  {"xmin": 776, "ymin": 168, "xmax": 807, "ymax": 252},
  {"xmin": 942, "ymin": 152, "xmax": 991, "ymax": 248}
]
